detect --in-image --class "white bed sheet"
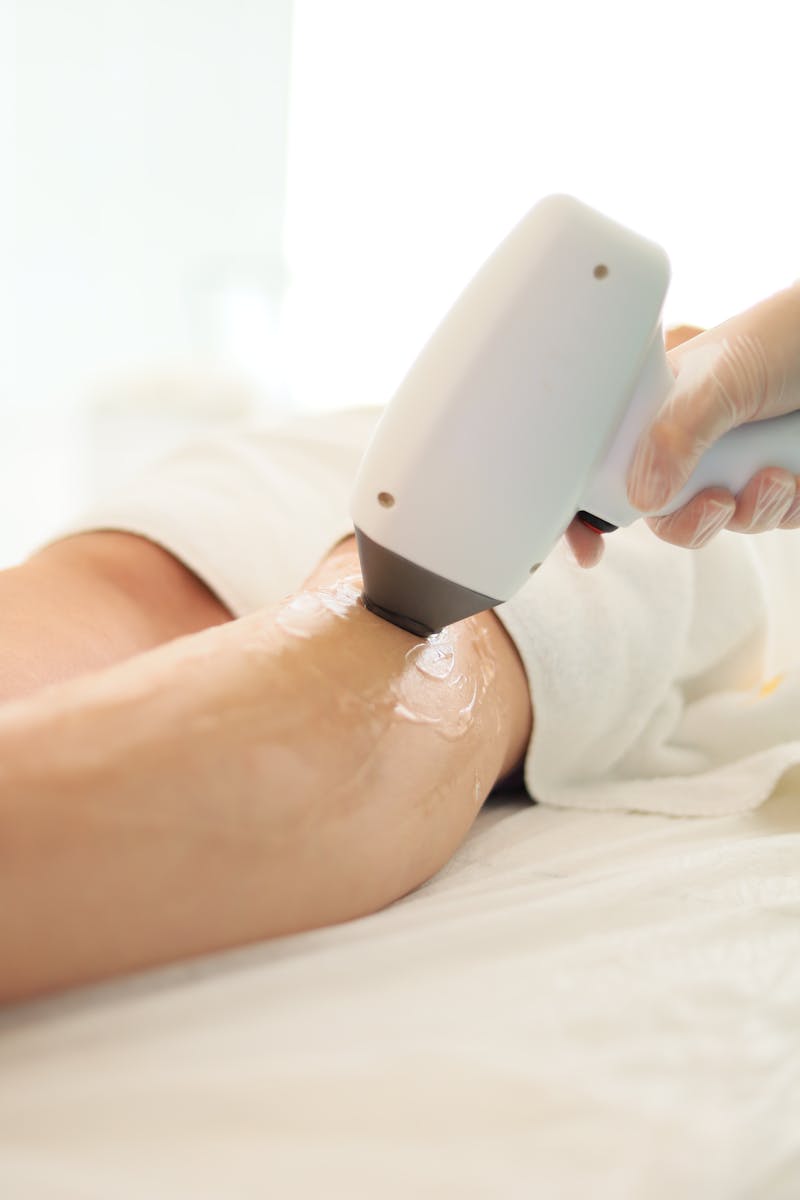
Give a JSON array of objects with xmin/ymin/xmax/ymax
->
[{"xmin": 2, "ymin": 774, "xmax": 800, "ymax": 1199}]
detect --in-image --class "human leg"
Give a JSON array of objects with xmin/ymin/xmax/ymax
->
[
  {"xmin": 0, "ymin": 408, "xmax": 382, "ymax": 704},
  {"xmin": 0, "ymin": 532, "xmax": 231, "ymax": 704},
  {"xmin": 0, "ymin": 535, "xmax": 531, "ymax": 1002}
]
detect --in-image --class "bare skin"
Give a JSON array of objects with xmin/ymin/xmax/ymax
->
[
  {"xmin": 0, "ymin": 531, "xmax": 231, "ymax": 704},
  {"xmin": 0, "ymin": 535, "xmax": 531, "ymax": 1003}
]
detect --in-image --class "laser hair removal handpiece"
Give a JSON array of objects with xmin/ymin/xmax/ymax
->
[{"xmin": 351, "ymin": 195, "xmax": 800, "ymax": 637}]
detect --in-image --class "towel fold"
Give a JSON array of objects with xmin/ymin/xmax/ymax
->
[{"xmin": 56, "ymin": 405, "xmax": 800, "ymax": 817}]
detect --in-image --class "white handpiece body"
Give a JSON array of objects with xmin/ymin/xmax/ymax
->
[{"xmin": 351, "ymin": 195, "xmax": 800, "ymax": 627}]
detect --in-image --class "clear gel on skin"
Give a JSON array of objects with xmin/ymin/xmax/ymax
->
[{"xmin": 275, "ymin": 578, "xmax": 492, "ymax": 744}]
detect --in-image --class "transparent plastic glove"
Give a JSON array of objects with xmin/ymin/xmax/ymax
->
[
  {"xmin": 628, "ymin": 285, "xmax": 800, "ymax": 548},
  {"xmin": 565, "ymin": 288, "xmax": 800, "ymax": 567},
  {"xmin": 564, "ymin": 327, "xmax": 702, "ymax": 566}
]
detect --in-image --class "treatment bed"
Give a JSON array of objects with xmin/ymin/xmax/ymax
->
[{"xmin": 2, "ymin": 771, "xmax": 799, "ymax": 1198}]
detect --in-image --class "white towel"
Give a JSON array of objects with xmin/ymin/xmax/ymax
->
[
  {"xmin": 58, "ymin": 405, "xmax": 800, "ymax": 818},
  {"xmin": 497, "ymin": 522, "xmax": 800, "ymax": 815}
]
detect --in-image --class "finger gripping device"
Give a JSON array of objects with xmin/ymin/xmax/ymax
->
[{"xmin": 351, "ymin": 195, "xmax": 800, "ymax": 636}]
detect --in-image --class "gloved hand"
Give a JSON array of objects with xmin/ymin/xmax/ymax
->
[{"xmin": 566, "ymin": 285, "xmax": 800, "ymax": 567}]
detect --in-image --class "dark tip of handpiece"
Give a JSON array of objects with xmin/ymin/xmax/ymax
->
[
  {"xmin": 361, "ymin": 591, "xmax": 437, "ymax": 638},
  {"xmin": 354, "ymin": 526, "xmax": 500, "ymax": 639}
]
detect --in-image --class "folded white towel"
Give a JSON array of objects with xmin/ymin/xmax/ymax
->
[{"xmin": 59, "ymin": 406, "xmax": 800, "ymax": 817}]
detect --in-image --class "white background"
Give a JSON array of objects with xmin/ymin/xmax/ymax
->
[
  {"xmin": 3, "ymin": 0, "xmax": 293, "ymax": 564},
  {"xmin": 285, "ymin": 0, "xmax": 799, "ymax": 411},
  {"xmin": 3, "ymin": 0, "xmax": 799, "ymax": 564}
]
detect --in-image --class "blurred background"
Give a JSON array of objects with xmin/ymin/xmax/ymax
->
[{"xmin": 3, "ymin": 0, "xmax": 798, "ymax": 566}]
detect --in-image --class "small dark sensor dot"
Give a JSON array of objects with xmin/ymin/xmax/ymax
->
[
  {"xmin": 378, "ymin": 492, "xmax": 395, "ymax": 508},
  {"xmin": 593, "ymin": 264, "xmax": 609, "ymax": 279}
]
